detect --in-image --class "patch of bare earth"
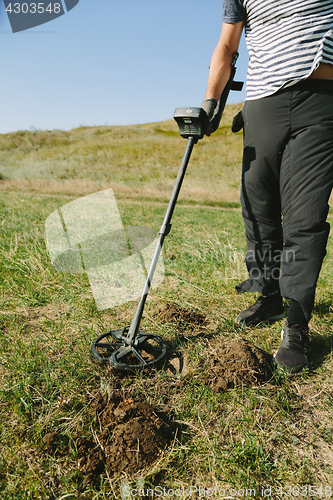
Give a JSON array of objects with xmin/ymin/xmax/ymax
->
[
  {"xmin": 73, "ymin": 394, "xmax": 176, "ymax": 489},
  {"xmin": 158, "ymin": 302, "xmax": 206, "ymax": 331},
  {"xmin": 204, "ymin": 337, "xmax": 273, "ymax": 391},
  {"xmin": 156, "ymin": 302, "xmax": 207, "ymax": 375}
]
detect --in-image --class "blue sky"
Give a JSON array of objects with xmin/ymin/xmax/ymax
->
[{"xmin": 0, "ymin": 0, "xmax": 248, "ymax": 134}]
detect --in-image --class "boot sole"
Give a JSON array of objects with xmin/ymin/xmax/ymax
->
[
  {"xmin": 272, "ymin": 354, "xmax": 308, "ymax": 374},
  {"xmin": 235, "ymin": 311, "xmax": 285, "ymax": 326}
]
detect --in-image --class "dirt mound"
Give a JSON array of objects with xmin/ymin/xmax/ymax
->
[
  {"xmin": 158, "ymin": 302, "xmax": 206, "ymax": 330},
  {"xmin": 76, "ymin": 396, "xmax": 175, "ymax": 488},
  {"xmin": 204, "ymin": 338, "xmax": 273, "ymax": 391}
]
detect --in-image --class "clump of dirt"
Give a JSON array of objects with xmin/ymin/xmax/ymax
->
[
  {"xmin": 204, "ymin": 338, "xmax": 273, "ymax": 391},
  {"xmin": 158, "ymin": 302, "xmax": 206, "ymax": 330},
  {"xmin": 42, "ymin": 432, "xmax": 59, "ymax": 454},
  {"xmin": 76, "ymin": 395, "xmax": 176, "ymax": 488}
]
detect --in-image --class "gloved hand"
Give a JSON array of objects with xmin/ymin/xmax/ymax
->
[
  {"xmin": 200, "ymin": 98, "xmax": 218, "ymax": 120},
  {"xmin": 200, "ymin": 98, "xmax": 218, "ymax": 136}
]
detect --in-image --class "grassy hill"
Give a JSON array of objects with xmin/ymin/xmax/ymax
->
[{"xmin": 0, "ymin": 103, "xmax": 243, "ymax": 206}]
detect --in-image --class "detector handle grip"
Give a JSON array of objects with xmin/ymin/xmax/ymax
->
[{"xmin": 208, "ymin": 52, "xmax": 243, "ymax": 135}]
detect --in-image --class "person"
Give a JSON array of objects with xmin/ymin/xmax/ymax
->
[{"xmin": 201, "ymin": 0, "xmax": 333, "ymax": 373}]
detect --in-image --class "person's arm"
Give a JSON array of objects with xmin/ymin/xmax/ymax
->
[{"xmin": 205, "ymin": 21, "xmax": 244, "ymax": 101}]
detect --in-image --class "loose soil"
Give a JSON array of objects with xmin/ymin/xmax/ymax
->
[
  {"xmin": 204, "ymin": 337, "xmax": 273, "ymax": 391},
  {"xmin": 42, "ymin": 432, "xmax": 59, "ymax": 454},
  {"xmin": 76, "ymin": 394, "xmax": 176, "ymax": 488},
  {"xmin": 157, "ymin": 302, "xmax": 207, "ymax": 374},
  {"xmin": 158, "ymin": 302, "xmax": 206, "ymax": 330}
]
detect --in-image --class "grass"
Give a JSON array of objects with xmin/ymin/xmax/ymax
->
[
  {"xmin": 1, "ymin": 106, "xmax": 333, "ymax": 498},
  {"xmin": 0, "ymin": 104, "xmax": 244, "ymax": 205}
]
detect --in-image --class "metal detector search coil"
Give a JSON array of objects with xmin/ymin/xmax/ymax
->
[
  {"xmin": 91, "ymin": 326, "xmax": 167, "ymax": 370},
  {"xmin": 91, "ymin": 52, "xmax": 243, "ymax": 371}
]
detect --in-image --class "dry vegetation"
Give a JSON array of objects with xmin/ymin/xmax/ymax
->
[{"xmin": 0, "ymin": 104, "xmax": 243, "ymax": 206}]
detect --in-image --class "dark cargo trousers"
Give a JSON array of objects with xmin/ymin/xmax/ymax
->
[{"xmin": 236, "ymin": 80, "xmax": 333, "ymax": 321}]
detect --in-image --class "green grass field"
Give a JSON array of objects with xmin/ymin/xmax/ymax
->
[{"xmin": 1, "ymin": 106, "xmax": 333, "ymax": 499}]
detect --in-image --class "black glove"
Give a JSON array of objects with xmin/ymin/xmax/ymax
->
[
  {"xmin": 201, "ymin": 98, "xmax": 218, "ymax": 119},
  {"xmin": 231, "ymin": 110, "xmax": 244, "ymax": 133},
  {"xmin": 200, "ymin": 98, "xmax": 218, "ymax": 136}
]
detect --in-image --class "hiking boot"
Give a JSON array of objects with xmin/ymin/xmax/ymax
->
[
  {"xmin": 273, "ymin": 321, "xmax": 309, "ymax": 374},
  {"xmin": 235, "ymin": 295, "xmax": 285, "ymax": 326}
]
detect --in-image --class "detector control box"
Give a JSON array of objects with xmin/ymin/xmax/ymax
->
[{"xmin": 173, "ymin": 107, "xmax": 208, "ymax": 140}]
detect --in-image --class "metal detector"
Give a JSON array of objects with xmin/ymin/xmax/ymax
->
[{"xmin": 91, "ymin": 53, "xmax": 243, "ymax": 370}]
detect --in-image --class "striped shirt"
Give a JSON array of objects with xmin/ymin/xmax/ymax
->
[{"xmin": 223, "ymin": 0, "xmax": 333, "ymax": 100}]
